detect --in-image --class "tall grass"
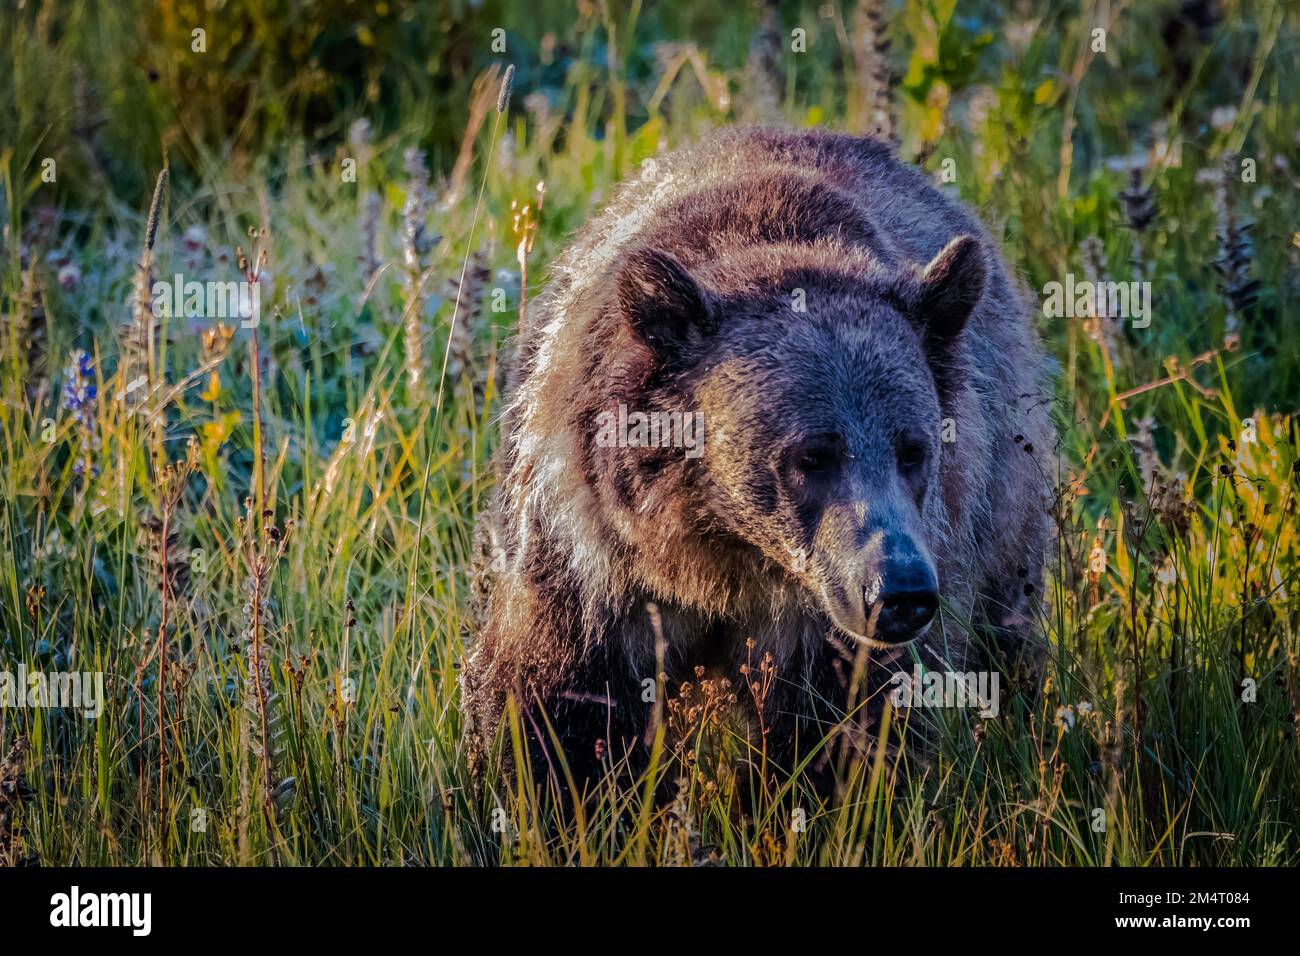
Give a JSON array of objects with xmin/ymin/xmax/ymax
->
[{"xmin": 1, "ymin": 0, "xmax": 1297, "ymax": 865}]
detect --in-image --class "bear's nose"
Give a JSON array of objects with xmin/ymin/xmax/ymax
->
[{"xmin": 869, "ymin": 565, "xmax": 939, "ymax": 643}]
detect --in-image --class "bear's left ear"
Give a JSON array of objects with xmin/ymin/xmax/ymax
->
[
  {"xmin": 615, "ymin": 247, "xmax": 716, "ymax": 357},
  {"xmin": 912, "ymin": 235, "xmax": 985, "ymax": 342}
]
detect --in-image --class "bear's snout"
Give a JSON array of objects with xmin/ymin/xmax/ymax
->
[
  {"xmin": 814, "ymin": 499, "xmax": 939, "ymax": 645},
  {"xmin": 817, "ymin": 525, "xmax": 939, "ymax": 645},
  {"xmin": 868, "ymin": 561, "xmax": 939, "ymax": 644}
]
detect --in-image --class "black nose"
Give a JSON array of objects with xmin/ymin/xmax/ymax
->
[{"xmin": 870, "ymin": 565, "xmax": 939, "ymax": 642}]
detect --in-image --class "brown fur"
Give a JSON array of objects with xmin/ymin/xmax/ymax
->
[{"xmin": 463, "ymin": 127, "xmax": 1054, "ymax": 791}]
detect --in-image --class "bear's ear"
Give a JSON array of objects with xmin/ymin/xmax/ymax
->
[
  {"xmin": 615, "ymin": 248, "xmax": 715, "ymax": 356},
  {"xmin": 912, "ymin": 235, "xmax": 985, "ymax": 342}
]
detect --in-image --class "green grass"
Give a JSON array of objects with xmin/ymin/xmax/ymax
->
[{"xmin": 1, "ymin": 0, "xmax": 1298, "ymax": 866}]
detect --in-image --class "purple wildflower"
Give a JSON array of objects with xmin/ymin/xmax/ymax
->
[{"xmin": 61, "ymin": 349, "xmax": 100, "ymax": 479}]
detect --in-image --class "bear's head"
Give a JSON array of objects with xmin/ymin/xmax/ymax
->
[{"xmin": 604, "ymin": 235, "xmax": 985, "ymax": 647}]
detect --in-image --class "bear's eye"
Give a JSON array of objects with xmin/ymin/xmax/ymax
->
[
  {"xmin": 896, "ymin": 439, "xmax": 927, "ymax": 472},
  {"xmin": 789, "ymin": 436, "xmax": 843, "ymax": 478},
  {"xmin": 797, "ymin": 448, "xmax": 834, "ymax": 473}
]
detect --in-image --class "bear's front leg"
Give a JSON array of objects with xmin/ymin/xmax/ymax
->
[{"xmin": 462, "ymin": 573, "xmax": 649, "ymax": 796}]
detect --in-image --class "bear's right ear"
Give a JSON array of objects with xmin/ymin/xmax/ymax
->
[
  {"xmin": 615, "ymin": 248, "xmax": 715, "ymax": 356},
  {"xmin": 911, "ymin": 234, "xmax": 986, "ymax": 343}
]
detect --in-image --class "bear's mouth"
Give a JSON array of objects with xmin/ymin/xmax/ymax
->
[{"xmin": 819, "ymin": 582, "xmax": 935, "ymax": 647}]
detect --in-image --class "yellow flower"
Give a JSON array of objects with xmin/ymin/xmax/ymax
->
[{"xmin": 199, "ymin": 370, "xmax": 222, "ymax": 403}]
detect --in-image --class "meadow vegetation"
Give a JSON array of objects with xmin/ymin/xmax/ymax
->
[{"xmin": 1, "ymin": 0, "xmax": 1297, "ymax": 865}]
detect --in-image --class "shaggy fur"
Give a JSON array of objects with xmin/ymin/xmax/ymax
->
[{"xmin": 463, "ymin": 127, "xmax": 1053, "ymax": 791}]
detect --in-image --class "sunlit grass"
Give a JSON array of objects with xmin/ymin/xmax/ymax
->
[{"xmin": 1, "ymin": 0, "xmax": 1297, "ymax": 866}]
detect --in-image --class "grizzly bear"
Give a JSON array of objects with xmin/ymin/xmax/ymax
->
[{"xmin": 463, "ymin": 126, "xmax": 1053, "ymax": 793}]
